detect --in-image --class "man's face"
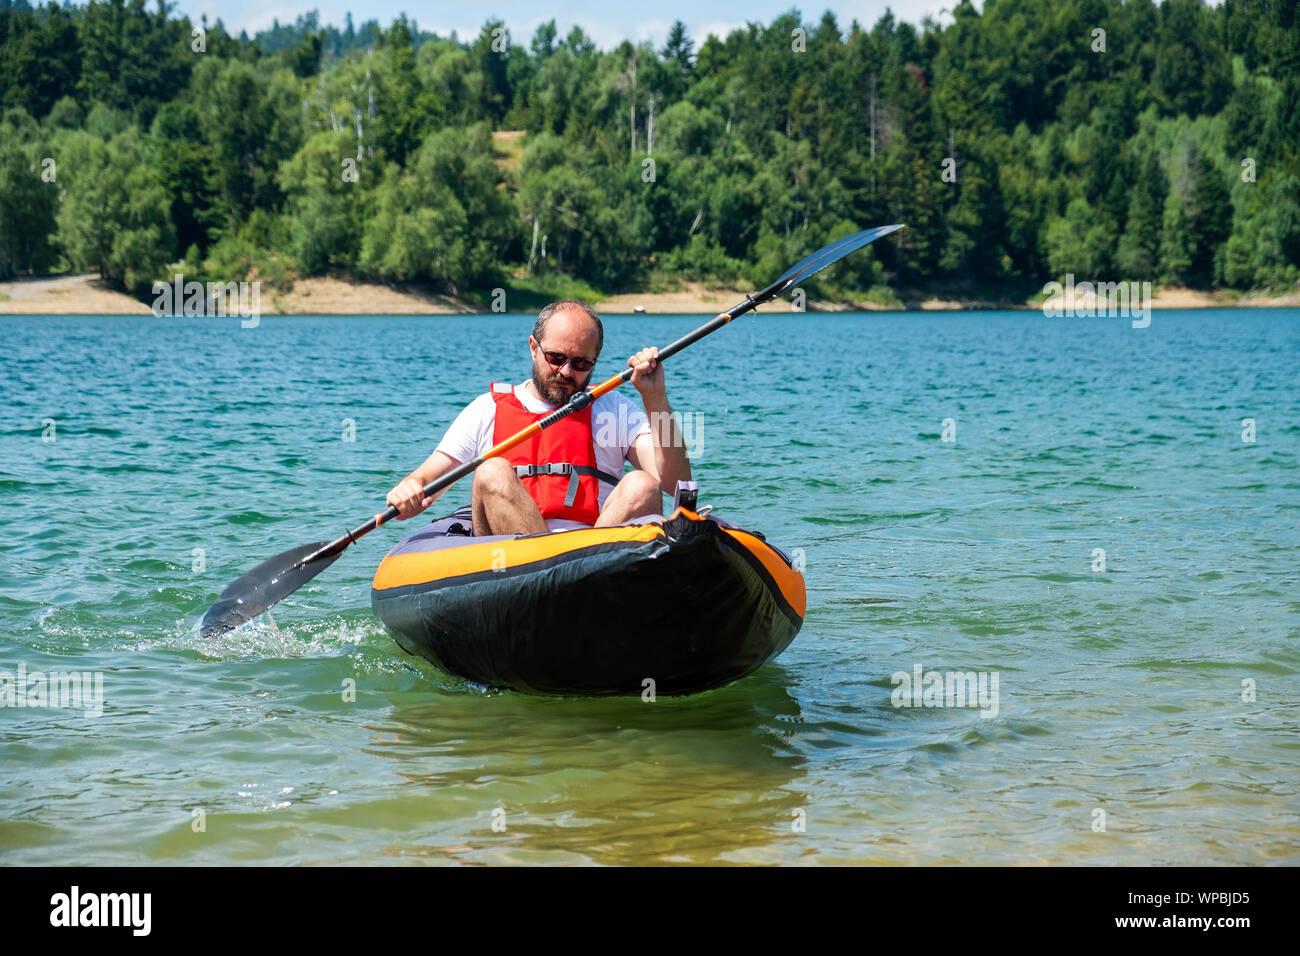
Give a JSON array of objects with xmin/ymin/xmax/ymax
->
[{"xmin": 529, "ymin": 310, "xmax": 600, "ymax": 405}]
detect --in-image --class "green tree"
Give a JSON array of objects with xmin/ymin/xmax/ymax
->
[
  {"xmin": 360, "ymin": 124, "xmax": 510, "ymax": 292},
  {"xmin": 660, "ymin": 19, "xmax": 694, "ymax": 100},
  {"xmin": 0, "ymin": 120, "xmax": 58, "ymax": 276},
  {"xmin": 1115, "ymin": 160, "xmax": 1166, "ymax": 278},
  {"xmin": 471, "ymin": 20, "xmax": 511, "ymax": 123},
  {"xmin": 190, "ymin": 58, "xmax": 302, "ymax": 223},
  {"xmin": 0, "ymin": 2, "xmax": 81, "ymax": 118},
  {"xmin": 1153, "ymin": 0, "xmax": 1232, "ymax": 117},
  {"xmin": 1184, "ymin": 150, "xmax": 1232, "ymax": 284},
  {"xmin": 1220, "ymin": 171, "xmax": 1300, "ymax": 289},
  {"xmin": 371, "ymin": 16, "xmax": 433, "ymax": 167},
  {"xmin": 1159, "ymin": 193, "xmax": 1193, "ymax": 283},
  {"xmin": 55, "ymin": 128, "xmax": 175, "ymax": 291},
  {"xmin": 286, "ymin": 31, "xmax": 324, "ymax": 78},
  {"xmin": 149, "ymin": 101, "xmax": 220, "ymax": 256},
  {"xmin": 278, "ymin": 129, "xmax": 365, "ymax": 274},
  {"xmin": 1046, "ymin": 198, "xmax": 1111, "ymax": 277},
  {"xmin": 77, "ymin": 0, "xmax": 191, "ymax": 124},
  {"xmin": 45, "ymin": 95, "xmax": 84, "ymax": 130},
  {"xmin": 531, "ymin": 20, "xmax": 557, "ymax": 60}
]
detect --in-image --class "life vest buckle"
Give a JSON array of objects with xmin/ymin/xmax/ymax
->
[
  {"xmin": 515, "ymin": 463, "xmax": 581, "ymax": 507},
  {"xmin": 514, "ymin": 463, "xmax": 573, "ymax": 478}
]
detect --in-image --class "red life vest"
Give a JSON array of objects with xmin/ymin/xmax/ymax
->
[{"xmin": 490, "ymin": 383, "xmax": 618, "ymax": 526}]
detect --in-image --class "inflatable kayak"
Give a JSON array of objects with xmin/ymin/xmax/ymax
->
[{"xmin": 371, "ymin": 504, "xmax": 805, "ymax": 696}]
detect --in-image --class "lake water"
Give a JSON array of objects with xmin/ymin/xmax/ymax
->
[{"xmin": 1, "ymin": 309, "xmax": 1297, "ymax": 865}]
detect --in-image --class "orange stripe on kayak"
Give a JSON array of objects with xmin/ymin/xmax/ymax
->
[
  {"xmin": 372, "ymin": 523, "xmax": 664, "ymax": 590},
  {"xmin": 722, "ymin": 529, "xmax": 807, "ymax": 618}
]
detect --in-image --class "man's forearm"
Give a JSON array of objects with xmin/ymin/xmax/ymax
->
[
  {"xmin": 408, "ymin": 450, "xmax": 461, "ymax": 501},
  {"xmin": 643, "ymin": 395, "xmax": 692, "ymax": 493}
]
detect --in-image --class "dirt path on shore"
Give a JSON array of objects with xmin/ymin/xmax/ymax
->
[{"xmin": 0, "ymin": 274, "xmax": 153, "ymax": 314}]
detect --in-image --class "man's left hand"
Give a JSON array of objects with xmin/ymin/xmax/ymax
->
[{"xmin": 628, "ymin": 346, "xmax": 665, "ymax": 399}]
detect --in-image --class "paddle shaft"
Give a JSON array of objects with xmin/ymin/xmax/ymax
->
[
  {"xmin": 198, "ymin": 225, "xmax": 902, "ymax": 639},
  {"xmin": 293, "ymin": 293, "xmax": 762, "ymax": 569}
]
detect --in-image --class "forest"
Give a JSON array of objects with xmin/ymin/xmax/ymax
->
[{"xmin": 0, "ymin": 0, "xmax": 1296, "ymax": 303}]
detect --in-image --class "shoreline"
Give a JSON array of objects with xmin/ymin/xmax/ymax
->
[{"xmin": 2, "ymin": 273, "xmax": 1297, "ymax": 315}]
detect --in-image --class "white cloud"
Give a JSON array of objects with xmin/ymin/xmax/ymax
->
[
  {"xmin": 836, "ymin": 0, "xmax": 959, "ymax": 31},
  {"xmin": 179, "ymin": 2, "xmax": 956, "ymax": 47},
  {"xmin": 189, "ymin": 2, "xmax": 320, "ymax": 35}
]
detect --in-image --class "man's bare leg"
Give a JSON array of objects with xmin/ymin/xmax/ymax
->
[
  {"xmin": 594, "ymin": 470, "xmax": 662, "ymax": 527},
  {"xmin": 472, "ymin": 458, "xmax": 548, "ymax": 536}
]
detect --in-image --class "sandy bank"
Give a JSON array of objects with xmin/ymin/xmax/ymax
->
[
  {"xmin": 2, "ymin": 273, "xmax": 1296, "ymax": 315},
  {"xmin": 0, "ymin": 274, "xmax": 153, "ymax": 314}
]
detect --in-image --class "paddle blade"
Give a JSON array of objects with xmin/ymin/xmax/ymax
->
[
  {"xmin": 757, "ymin": 224, "xmax": 904, "ymax": 303},
  {"xmin": 199, "ymin": 541, "xmax": 343, "ymax": 639}
]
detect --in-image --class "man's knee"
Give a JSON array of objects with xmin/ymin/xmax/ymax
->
[
  {"xmin": 473, "ymin": 458, "xmax": 520, "ymax": 497},
  {"xmin": 618, "ymin": 469, "xmax": 662, "ymax": 510}
]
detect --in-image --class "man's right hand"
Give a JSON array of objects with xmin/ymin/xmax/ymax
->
[{"xmin": 386, "ymin": 476, "xmax": 435, "ymax": 520}]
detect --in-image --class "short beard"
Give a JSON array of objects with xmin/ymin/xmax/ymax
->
[{"xmin": 531, "ymin": 361, "xmax": 582, "ymax": 406}]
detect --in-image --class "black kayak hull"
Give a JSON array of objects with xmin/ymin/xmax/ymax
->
[{"xmin": 371, "ymin": 509, "xmax": 805, "ymax": 696}]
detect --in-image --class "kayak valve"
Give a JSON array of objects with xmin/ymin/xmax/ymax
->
[{"xmin": 673, "ymin": 480, "xmax": 699, "ymax": 512}]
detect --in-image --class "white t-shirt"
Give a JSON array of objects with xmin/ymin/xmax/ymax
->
[{"xmin": 436, "ymin": 381, "xmax": 652, "ymax": 531}]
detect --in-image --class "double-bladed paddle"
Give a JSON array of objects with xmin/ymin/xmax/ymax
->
[{"xmin": 199, "ymin": 224, "xmax": 904, "ymax": 638}]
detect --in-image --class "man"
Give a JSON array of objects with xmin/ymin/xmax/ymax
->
[{"xmin": 385, "ymin": 299, "xmax": 692, "ymax": 534}]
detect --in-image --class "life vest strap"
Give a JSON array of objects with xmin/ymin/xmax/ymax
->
[{"xmin": 514, "ymin": 463, "xmax": 623, "ymax": 507}]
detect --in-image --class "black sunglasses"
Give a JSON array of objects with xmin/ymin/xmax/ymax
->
[{"xmin": 538, "ymin": 346, "xmax": 596, "ymax": 373}]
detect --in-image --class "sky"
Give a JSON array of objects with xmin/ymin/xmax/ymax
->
[{"xmin": 177, "ymin": 1, "xmax": 958, "ymax": 48}]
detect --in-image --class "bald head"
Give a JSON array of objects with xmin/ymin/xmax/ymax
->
[{"xmin": 533, "ymin": 299, "xmax": 603, "ymax": 355}]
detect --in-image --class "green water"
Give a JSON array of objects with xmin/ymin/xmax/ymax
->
[{"xmin": 1, "ymin": 310, "xmax": 1297, "ymax": 865}]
